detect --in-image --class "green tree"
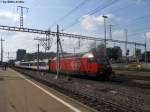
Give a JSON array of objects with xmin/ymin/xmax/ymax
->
[{"xmin": 107, "ymin": 46, "xmax": 122, "ymax": 60}]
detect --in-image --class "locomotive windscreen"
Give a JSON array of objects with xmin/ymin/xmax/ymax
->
[{"xmin": 97, "ymin": 57, "xmax": 110, "ymax": 65}]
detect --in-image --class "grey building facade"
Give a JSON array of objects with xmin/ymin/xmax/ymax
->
[{"xmin": 16, "ymin": 49, "xmax": 26, "ymax": 61}]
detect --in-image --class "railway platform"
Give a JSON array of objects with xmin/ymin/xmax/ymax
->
[{"xmin": 0, "ymin": 68, "xmax": 96, "ymax": 112}]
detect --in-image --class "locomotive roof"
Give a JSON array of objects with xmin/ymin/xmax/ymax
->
[
  {"xmin": 52, "ymin": 52, "xmax": 94, "ymax": 60},
  {"xmin": 62, "ymin": 52, "xmax": 86, "ymax": 57}
]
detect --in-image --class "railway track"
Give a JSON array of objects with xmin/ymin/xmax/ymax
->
[
  {"xmin": 114, "ymin": 70, "xmax": 150, "ymax": 81},
  {"xmin": 13, "ymin": 67, "xmax": 148, "ymax": 112},
  {"xmin": 71, "ymin": 76, "xmax": 150, "ymax": 111}
]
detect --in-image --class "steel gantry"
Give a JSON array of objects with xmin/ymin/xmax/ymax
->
[
  {"xmin": 0, "ymin": 25, "xmax": 145, "ymax": 46},
  {"xmin": 0, "ymin": 24, "xmax": 147, "ymax": 77}
]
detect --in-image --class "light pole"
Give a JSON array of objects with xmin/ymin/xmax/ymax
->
[
  {"xmin": 102, "ymin": 15, "xmax": 108, "ymax": 57},
  {"xmin": 37, "ymin": 44, "xmax": 39, "ymax": 72},
  {"xmin": 56, "ymin": 25, "xmax": 60, "ymax": 79},
  {"xmin": 0, "ymin": 38, "xmax": 5, "ymax": 64},
  {"xmin": 144, "ymin": 33, "xmax": 147, "ymax": 64},
  {"xmin": 109, "ymin": 24, "xmax": 112, "ymax": 40},
  {"xmin": 125, "ymin": 29, "xmax": 128, "ymax": 63}
]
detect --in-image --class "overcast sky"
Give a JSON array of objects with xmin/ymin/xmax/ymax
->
[{"xmin": 0, "ymin": 0, "xmax": 150, "ymax": 61}]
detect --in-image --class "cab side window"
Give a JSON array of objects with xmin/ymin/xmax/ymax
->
[{"xmin": 88, "ymin": 58, "xmax": 95, "ymax": 63}]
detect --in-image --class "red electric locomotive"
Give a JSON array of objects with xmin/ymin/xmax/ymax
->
[{"xmin": 50, "ymin": 52, "xmax": 112, "ymax": 80}]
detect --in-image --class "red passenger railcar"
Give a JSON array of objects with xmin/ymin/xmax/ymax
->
[{"xmin": 50, "ymin": 52, "xmax": 112, "ymax": 80}]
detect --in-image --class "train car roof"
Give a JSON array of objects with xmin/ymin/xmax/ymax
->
[
  {"xmin": 52, "ymin": 52, "xmax": 94, "ymax": 60},
  {"xmin": 20, "ymin": 59, "xmax": 50, "ymax": 63}
]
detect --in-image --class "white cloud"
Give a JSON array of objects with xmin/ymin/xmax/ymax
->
[
  {"xmin": 0, "ymin": 11, "xmax": 19, "ymax": 21},
  {"xmin": 79, "ymin": 15, "xmax": 103, "ymax": 30},
  {"xmin": 112, "ymin": 30, "xmax": 125, "ymax": 40},
  {"xmin": 79, "ymin": 14, "xmax": 120, "ymax": 30},
  {"xmin": 4, "ymin": 32, "xmax": 43, "ymax": 54}
]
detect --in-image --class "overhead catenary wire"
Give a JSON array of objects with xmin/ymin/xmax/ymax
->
[
  {"xmin": 121, "ymin": 22, "xmax": 150, "ymax": 37},
  {"xmin": 98, "ymin": 3, "xmax": 150, "ymax": 36},
  {"xmin": 113, "ymin": 13, "xmax": 150, "ymax": 29},
  {"xmin": 109, "ymin": 13, "xmax": 150, "ymax": 39},
  {"xmin": 50, "ymin": 0, "xmax": 90, "ymax": 28},
  {"xmin": 112, "ymin": 22, "xmax": 150, "ymax": 38},
  {"xmin": 130, "ymin": 25, "xmax": 150, "ymax": 34},
  {"xmin": 63, "ymin": 0, "xmax": 119, "ymax": 31},
  {"xmin": 128, "ymin": 30, "xmax": 150, "ymax": 37}
]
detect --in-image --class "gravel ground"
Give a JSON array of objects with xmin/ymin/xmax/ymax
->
[
  {"xmin": 114, "ymin": 70, "xmax": 150, "ymax": 81},
  {"xmin": 14, "ymin": 68, "xmax": 150, "ymax": 112}
]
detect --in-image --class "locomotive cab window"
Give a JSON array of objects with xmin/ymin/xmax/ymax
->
[
  {"xmin": 97, "ymin": 58, "xmax": 109, "ymax": 64},
  {"xmin": 88, "ymin": 57, "xmax": 95, "ymax": 63}
]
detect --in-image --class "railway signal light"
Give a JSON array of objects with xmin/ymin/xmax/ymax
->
[{"xmin": 126, "ymin": 49, "xmax": 129, "ymax": 56}]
